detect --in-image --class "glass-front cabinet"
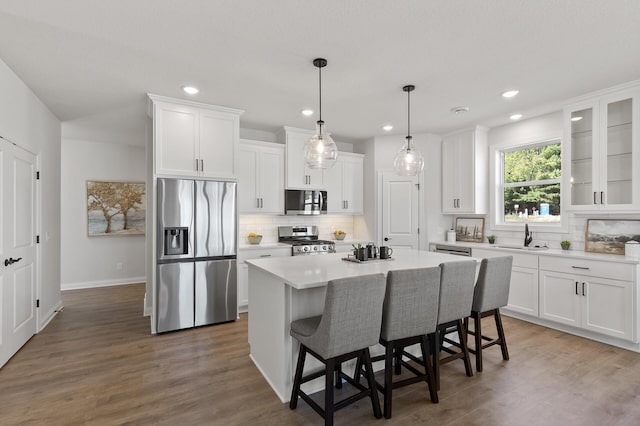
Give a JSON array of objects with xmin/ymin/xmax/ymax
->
[{"xmin": 564, "ymin": 87, "xmax": 639, "ymax": 211}]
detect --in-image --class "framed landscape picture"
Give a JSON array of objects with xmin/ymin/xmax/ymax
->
[
  {"xmin": 455, "ymin": 217, "xmax": 485, "ymax": 243},
  {"xmin": 87, "ymin": 181, "xmax": 146, "ymax": 236},
  {"xmin": 585, "ymin": 219, "xmax": 640, "ymax": 255}
]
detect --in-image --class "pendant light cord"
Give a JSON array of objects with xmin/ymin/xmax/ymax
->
[
  {"xmin": 406, "ymin": 87, "xmax": 412, "ymax": 151},
  {"xmin": 318, "ymin": 64, "xmax": 323, "ymax": 134}
]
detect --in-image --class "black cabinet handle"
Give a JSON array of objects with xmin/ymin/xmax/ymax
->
[
  {"xmin": 593, "ymin": 192, "xmax": 597, "ymax": 204},
  {"xmin": 582, "ymin": 282, "xmax": 586, "ymax": 296},
  {"xmin": 575, "ymin": 281, "xmax": 579, "ymax": 295},
  {"xmin": 600, "ymin": 192, "xmax": 604, "ymax": 205}
]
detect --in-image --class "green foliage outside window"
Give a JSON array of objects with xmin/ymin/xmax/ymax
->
[{"xmin": 503, "ymin": 142, "xmax": 561, "ymax": 222}]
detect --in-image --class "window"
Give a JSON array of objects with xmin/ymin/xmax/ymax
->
[{"xmin": 499, "ymin": 139, "xmax": 561, "ymax": 224}]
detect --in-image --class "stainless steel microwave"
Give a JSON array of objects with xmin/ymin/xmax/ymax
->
[{"xmin": 285, "ymin": 190, "xmax": 327, "ymax": 215}]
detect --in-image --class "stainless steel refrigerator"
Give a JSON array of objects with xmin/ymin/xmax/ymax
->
[{"xmin": 156, "ymin": 178, "xmax": 237, "ymax": 333}]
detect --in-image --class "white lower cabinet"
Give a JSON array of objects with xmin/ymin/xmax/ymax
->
[
  {"xmin": 540, "ymin": 269, "xmax": 634, "ymax": 341},
  {"xmin": 472, "ymin": 248, "xmax": 539, "ymax": 317},
  {"xmin": 470, "ymin": 247, "xmax": 637, "ymax": 345},
  {"xmin": 237, "ymin": 247, "xmax": 290, "ymax": 313}
]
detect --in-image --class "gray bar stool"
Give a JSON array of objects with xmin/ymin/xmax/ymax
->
[
  {"xmin": 289, "ymin": 273, "xmax": 386, "ymax": 426},
  {"xmin": 376, "ymin": 267, "xmax": 441, "ymax": 418},
  {"xmin": 431, "ymin": 260, "xmax": 477, "ymax": 389},
  {"xmin": 465, "ymin": 256, "xmax": 513, "ymax": 372}
]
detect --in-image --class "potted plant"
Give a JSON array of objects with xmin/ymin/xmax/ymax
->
[
  {"xmin": 560, "ymin": 240, "xmax": 571, "ymax": 250},
  {"xmin": 487, "ymin": 235, "xmax": 496, "ymax": 244},
  {"xmin": 333, "ymin": 230, "xmax": 346, "ymax": 240},
  {"xmin": 247, "ymin": 232, "xmax": 263, "ymax": 245}
]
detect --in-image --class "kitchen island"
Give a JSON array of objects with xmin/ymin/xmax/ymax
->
[{"xmin": 246, "ymin": 250, "xmax": 479, "ymax": 402}]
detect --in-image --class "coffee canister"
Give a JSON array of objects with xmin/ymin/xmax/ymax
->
[
  {"xmin": 625, "ymin": 241, "xmax": 640, "ymax": 259},
  {"xmin": 446, "ymin": 229, "xmax": 456, "ymax": 242}
]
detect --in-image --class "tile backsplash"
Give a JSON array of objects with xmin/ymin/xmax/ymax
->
[
  {"xmin": 481, "ymin": 212, "xmax": 640, "ymax": 251},
  {"xmin": 239, "ymin": 214, "xmax": 358, "ymax": 244}
]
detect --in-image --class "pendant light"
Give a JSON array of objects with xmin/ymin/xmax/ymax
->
[
  {"xmin": 393, "ymin": 85, "xmax": 424, "ymax": 176},
  {"xmin": 304, "ymin": 58, "xmax": 338, "ymax": 169}
]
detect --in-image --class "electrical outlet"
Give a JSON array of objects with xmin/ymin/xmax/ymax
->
[{"xmin": 116, "ymin": 262, "xmax": 123, "ymax": 270}]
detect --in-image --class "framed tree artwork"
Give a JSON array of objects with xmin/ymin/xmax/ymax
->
[
  {"xmin": 87, "ymin": 181, "xmax": 146, "ymax": 236},
  {"xmin": 455, "ymin": 217, "xmax": 485, "ymax": 243}
]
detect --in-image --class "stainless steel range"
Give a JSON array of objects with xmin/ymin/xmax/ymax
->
[{"xmin": 278, "ymin": 225, "xmax": 336, "ymax": 256}]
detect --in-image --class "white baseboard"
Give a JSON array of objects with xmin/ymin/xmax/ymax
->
[
  {"xmin": 61, "ymin": 276, "xmax": 146, "ymax": 291},
  {"xmin": 38, "ymin": 300, "xmax": 63, "ymax": 332}
]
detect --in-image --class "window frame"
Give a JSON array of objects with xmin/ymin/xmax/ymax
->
[{"xmin": 489, "ymin": 136, "xmax": 567, "ymax": 233}]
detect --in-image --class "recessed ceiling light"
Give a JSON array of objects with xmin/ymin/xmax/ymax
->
[
  {"xmin": 182, "ymin": 86, "xmax": 199, "ymax": 95},
  {"xmin": 571, "ymin": 116, "xmax": 583, "ymax": 122},
  {"xmin": 502, "ymin": 90, "xmax": 519, "ymax": 98},
  {"xmin": 510, "ymin": 113, "xmax": 523, "ymax": 120},
  {"xmin": 301, "ymin": 109, "xmax": 314, "ymax": 116},
  {"xmin": 382, "ymin": 124, "xmax": 393, "ymax": 131},
  {"xmin": 450, "ymin": 106, "xmax": 470, "ymax": 114}
]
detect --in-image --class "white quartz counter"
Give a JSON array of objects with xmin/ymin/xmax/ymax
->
[
  {"xmin": 246, "ymin": 249, "xmax": 479, "ymax": 290},
  {"xmin": 431, "ymin": 241, "xmax": 640, "ymax": 264}
]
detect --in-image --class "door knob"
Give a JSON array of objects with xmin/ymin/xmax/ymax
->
[
  {"xmin": 4, "ymin": 257, "xmax": 22, "ymax": 267},
  {"xmin": 384, "ymin": 237, "xmax": 390, "ymax": 242}
]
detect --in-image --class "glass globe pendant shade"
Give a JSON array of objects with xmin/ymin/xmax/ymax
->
[
  {"xmin": 393, "ymin": 138, "xmax": 424, "ymax": 176},
  {"xmin": 304, "ymin": 122, "xmax": 338, "ymax": 169}
]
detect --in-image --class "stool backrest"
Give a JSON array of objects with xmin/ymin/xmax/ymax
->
[
  {"xmin": 437, "ymin": 260, "xmax": 477, "ymax": 324},
  {"xmin": 381, "ymin": 267, "xmax": 441, "ymax": 341},
  {"xmin": 473, "ymin": 256, "xmax": 513, "ymax": 312},
  {"xmin": 314, "ymin": 273, "xmax": 386, "ymax": 359}
]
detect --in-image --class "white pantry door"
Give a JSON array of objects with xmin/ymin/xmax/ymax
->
[
  {"xmin": 381, "ymin": 172, "xmax": 420, "ymax": 249},
  {"xmin": 0, "ymin": 139, "xmax": 38, "ymax": 368}
]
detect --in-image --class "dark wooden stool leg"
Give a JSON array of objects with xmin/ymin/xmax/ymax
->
[
  {"xmin": 383, "ymin": 343, "xmax": 393, "ymax": 418},
  {"xmin": 431, "ymin": 331, "xmax": 441, "ymax": 391},
  {"xmin": 290, "ymin": 345, "xmax": 307, "ymax": 409},
  {"xmin": 457, "ymin": 319, "xmax": 473, "ymax": 377},
  {"xmin": 363, "ymin": 348, "xmax": 382, "ymax": 419},
  {"xmin": 394, "ymin": 349, "xmax": 402, "ymax": 375},
  {"xmin": 474, "ymin": 311, "xmax": 483, "ymax": 372},
  {"xmin": 495, "ymin": 309, "xmax": 510, "ymax": 361},
  {"xmin": 420, "ymin": 335, "xmax": 439, "ymax": 403},
  {"xmin": 335, "ymin": 363, "xmax": 342, "ymax": 389},
  {"xmin": 325, "ymin": 358, "xmax": 335, "ymax": 426},
  {"xmin": 353, "ymin": 355, "xmax": 363, "ymax": 383}
]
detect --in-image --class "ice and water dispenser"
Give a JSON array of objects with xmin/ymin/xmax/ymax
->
[{"xmin": 164, "ymin": 227, "xmax": 189, "ymax": 256}]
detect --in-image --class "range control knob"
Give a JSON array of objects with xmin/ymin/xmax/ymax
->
[
  {"xmin": 303, "ymin": 246, "xmax": 309, "ymax": 252},
  {"xmin": 322, "ymin": 245, "xmax": 327, "ymax": 251},
  {"xmin": 313, "ymin": 246, "xmax": 318, "ymax": 251}
]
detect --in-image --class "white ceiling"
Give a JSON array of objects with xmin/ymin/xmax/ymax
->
[{"xmin": 1, "ymin": 0, "xmax": 639, "ymax": 145}]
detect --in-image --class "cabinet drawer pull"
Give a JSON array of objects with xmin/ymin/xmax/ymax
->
[
  {"xmin": 201, "ymin": 159, "xmax": 204, "ymax": 172},
  {"xmin": 196, "ymin": 158, "xmax": 200, "ymax": 171},
  {"xmin": 259, "ymin": 254, "xmax": 272, "ymax": 258},
  {"xmin": 571, "ymin": 266, "xmax": 590, "ymax": 270},
  {"xmin": 575, "ymin": 281, "xmax": 579, "ymax": 295},
  {"xmin": 600, "ymin": 191, "xmax": 604, "ymax": 205},
  {"xmin": 582, "ymin": 282, "xmax": 586, "ymax": 296},
  {"xmin": 593, "ymin": 191, "xmax": 597, "ymax": 204}
]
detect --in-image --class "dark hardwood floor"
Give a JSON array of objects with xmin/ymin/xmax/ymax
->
[{"xmin": 2, "ymin": 283, "xmax": 640, "ymax": 425}]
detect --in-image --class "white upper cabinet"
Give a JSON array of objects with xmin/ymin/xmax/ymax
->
[
  {"xmin": 278, "ymin": 127, "xmax": 325, "ymax": 189},
  {"xmin": 564, "ymin": 85, "xmax": 640, "ymax": 211},
  {"xmin": 150, "ymin": 95, "xmax": 243, "ymax": 179},
  {"xmin": 237, "ymin": 140, "xmax": 284, "ymax": 214},
  {"xmin": 441, "ymin": 126, "xmax": 488, "ymax": 214},
  {"xmin": 325, "ymin": 153, "xmax": 364, "ymax": 214}
]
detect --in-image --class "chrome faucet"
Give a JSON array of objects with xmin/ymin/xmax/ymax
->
[{"xmin": 524, "ymin": 224, "xmax": 533, "ymax": 247}]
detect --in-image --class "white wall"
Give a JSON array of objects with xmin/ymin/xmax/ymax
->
[
  {"xmin": 481, "ymin": 110, "xmax": 640, "ymax": 250},
  {"xmin": 60, "ymin": 138, "xmax": 145, "ymax": 289},
  {"xmin": 364, "ymin": 132, "xmax": 449, "ymax": 248},
  {"xmin": 0, "ymin": 57, "xmax": 61, "ymax": 330}
]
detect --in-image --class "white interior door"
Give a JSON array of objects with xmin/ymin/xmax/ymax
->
[
  {"xmin": 381, "ymin": 172, "xmax": 419, "ymax": 249},
  {"xmin": 1, "ymin": 140, "xmax": 38, "ymax": 368}
]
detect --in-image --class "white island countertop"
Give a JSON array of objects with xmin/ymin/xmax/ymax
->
[{"xmin": 246, "ymin": 249, "xmax": 480, "ymax": 290}]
